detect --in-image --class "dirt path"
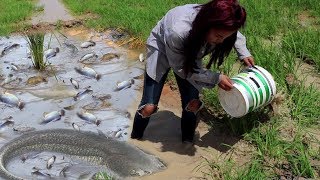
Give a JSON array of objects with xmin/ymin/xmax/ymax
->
[{"xmin": 127, "ymin": 85, "xmax": 251, "ymax": 179}]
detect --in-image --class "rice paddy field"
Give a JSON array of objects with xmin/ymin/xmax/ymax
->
[{"xmin": 1, "ymin": 0, "xmax": 320, "ymax": 179}]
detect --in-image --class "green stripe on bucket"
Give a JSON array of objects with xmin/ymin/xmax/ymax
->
[
  {"xmin": 250, "ymin": 69, "xmax": 271, "ymax": 103},
  {"xmin": 232, "ymin": 78, "xmax": 255, "ymax": 112},
  {"xmin": 234, "ymin": 75, "xmax": 260, "ymax": 109}
]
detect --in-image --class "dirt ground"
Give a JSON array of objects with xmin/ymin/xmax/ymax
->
[{"xmin": 127, "ymin": 84, "xmax": 254, "ymax": 179}]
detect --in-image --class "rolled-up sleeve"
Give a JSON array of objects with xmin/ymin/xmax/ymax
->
[
  {"xmin": 165, "ymin": 30, "xmax": 221, "ymax": 91},
  {"xmin": 234, "ymin": 31, "xmax": 252, "ymax": 60}
]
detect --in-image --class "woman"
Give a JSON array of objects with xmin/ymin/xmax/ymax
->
[{"xmin": 131, "ymin": 0, "xmax": 254, "ymax": 143}]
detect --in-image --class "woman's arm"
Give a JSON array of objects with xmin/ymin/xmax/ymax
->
[
  {"xmin": 165, "ymin": 30, "xmax": 221, "ymax": 91},
  {"xmin": 234, "ymin": 31, "xmax": 253, "ymax": 62}
]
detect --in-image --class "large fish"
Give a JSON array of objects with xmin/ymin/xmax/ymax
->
[
  {"xmin": 79, "ymin": 53, "xmax": 98, "ymax": 63},
  {"xmin": 80, "ymin": 40, "xmax": 96, "ymax": 48},
  {"xmin": 74, "ymin": 66, "xmax": 101, "ymax": 80},
  {"xmin": 1, "ymin": 43, "xmax": 20, "ymax": 57},
  {"xmin": 0, "ymin": 129, "xmax": 166, "ymax": 179},
  {"xmin": 70, "ymin": 78, "xmax": 79, "ymax": 89},
  {"xmin": 41, "ymin": 110, "xmax": 65, "ymax": 124},
  {"xmin": 76, "ymin": 111, "xmax": 101, "ymax": 126},
  {"xmin": 73, "ymin": 89, "xmax": 93, "ymax": 101},
  {"xmin": 44, "ymin": 47, "xmax": 59, "ymax": 59},
  {"xmin": 0, "ymin": 92, "xmax": 24, "ymax": 109},
  {"xmin": 114, "ymin": 79, "xmax": 134, "ymax": 91},
  {"xmin": 63, "ymin": 41, "xmax": 78, "ymax": 53}
]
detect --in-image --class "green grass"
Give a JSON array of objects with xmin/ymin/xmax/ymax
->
[
  {"xmin": 282, "ymin": 30, "xmax": 320, "ymax": 71},
  {"xmin": 62, "ymin": 0, "xmax": 206, "ymax": 39},
  {"xmin": 26, "ymin": 33, "xmax": 46, "ymax": 70},
  {"xmin": 0, "ymin": 0, "xmax": 34, "ymax": 35}
]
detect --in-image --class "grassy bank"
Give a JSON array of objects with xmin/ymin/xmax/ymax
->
[
  {"xmin": 0, "ymin": 0, "xmax": 34, "ymax": 35},
  {"xmin": 62, "ymin": 0, "xmax": 206, "ymax": 39}
]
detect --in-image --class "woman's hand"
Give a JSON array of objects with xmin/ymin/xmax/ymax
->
[
  {"xmin": 218, "ymin": 74, "xmax": 233, "ymax": 91},
  {"xmin": 242, "ymin": 56, "xmax": 255, "ymax": 67}
]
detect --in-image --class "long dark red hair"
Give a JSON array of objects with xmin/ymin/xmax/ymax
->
[{"xmin": 184, "ymin": 0, "xmax": 247, "ymax": 73}]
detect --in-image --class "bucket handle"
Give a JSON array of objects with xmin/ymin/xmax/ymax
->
[{"xmin": 249, "ymin": 77, "xmax": 260, "ymax": 88}]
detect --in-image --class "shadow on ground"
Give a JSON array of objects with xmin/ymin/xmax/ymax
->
[{"xmin": 141, "ymin": 107, "xmax": 271, "ymax": 156}]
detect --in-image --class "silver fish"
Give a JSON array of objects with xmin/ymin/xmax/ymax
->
[
  {"xmin": 13, "ymin": 126, "xmax": 36, "ymax": 133},
  {"xmin": 80, "ymin": 40, "xmax": 96, "ymax": 48},
  {"xmin": 79, "ymin": 53, "xmax": 98, "ymax": 62},
  {"xmin": 1, "ymin": 43, "xmax": 19, "ymax": 57},
  {"xmin": 41, "ymin": 110, "xmax": 65, "ymax": 124},
  {"xmin": 74, "ymin": 66, "xmax": 101, "ymax": 80},
  {"xmin": 44, "ymin": 47, "xmax": 59, "ymax": 59},
  {"xmin": 70, "ymin": 78, "xmax": 79, "ymax": 89},
  {"xmin": 76, "ymin": 111, "xmax": 101, "ymax": 126},
  {"xmin": 115, "ymin": 130, "xmax": 122, "ymax": 138},
  {"xmin": 63, "ymin": 42, "xmax": 78, "ymax": 53},
  {"xmin": 47, "ymin": 155, "xmax": 56, "ymax": 169},
  {"xmin": 72, "ymin": 123, "xmax": 80, "ymax": 131},
  {"xmin": 31, "ymin": 170, "xmax": 51, "ymax": 177},
  {"xmin": 0, "ymin": 119, "xmax": 14, "ymax": 129},
  {"xmin": 20, "ymin": 152, "xmax": 40, "ymax": 163},
  {"xmin": 139, "ymin": 53, "xmax": 144, "ymax": 62},
  {"xmin": 0, "ymin": 92, "xmax": 24, "ymax": 109},
  {"xmin": 73, "ymin": 89, "xmax": 93, "ymax": 101},
  {"xmin": 59, "ymin": 165, "xmax": 71, "ymax": 177},
  {"xmin": 115, "ymin": 79, "xmax": 134, "ymax": 91},
  {"xmin": 9, "ymin": 63, "xmax": 18, "ymax": 71}
]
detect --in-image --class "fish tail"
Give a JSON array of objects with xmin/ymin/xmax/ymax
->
[{"xmin": 55, "ymin": 47, "xmax": 60, "ymax": 53}]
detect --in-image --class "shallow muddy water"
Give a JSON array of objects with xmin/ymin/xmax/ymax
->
[
  {"xmin": 31, "ymin": 0, "xmax": 74, "ymax": 24},
  {"xmin": 0, "ymin": 30, "xmax": 147, "ymax": 179}
]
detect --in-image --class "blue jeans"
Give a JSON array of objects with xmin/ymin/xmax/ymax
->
[{"xmin": 131, "ymin": 71, "xmax": 201, "ymax": 142}]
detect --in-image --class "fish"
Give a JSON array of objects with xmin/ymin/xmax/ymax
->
[
  {"xmin": 44, "ymin": 47, "xmax": 59, "ymax": 59},
  {"xmin": 20, "ymin": 152, "xmax": 40, "ymax": 163},
  {"xmin": 59, "ymin": 165, "xmax": 71, "ymax": 177},
  {"xmin": 1, "ymin": 43, "xmax": 19, "ymax": 57},
  {"xmin": 13, "ymin": 126, "xmax": 36, "ymax": 134},
  {"xmin": 101, "ymin": 53, "xmax": 120, "ymax": 61},
  {"xmin": 70, "ymin": 78, "xmax": 79, "ymax": 89},
  {"xmin": 72, "ymin": 123, "xmax": 80, "ymax": 131},
  {"xmin": 63, "ymin": 41, "xmax": 78, "ymax": 53},
  {"xmin": 76, "ymin": 111, "xmax": 101, "ymax": 126},
  {"xmin": 115, "ymin": 79, "xmax": 134, "ymax": 91},
  {"xmin": 0, "ymin": 129, "xmax": 166, "ymax": 180},
  {"xmin": 80, "ymin": 40, "xmax": 96, "ymax": 48},
  {"xmin": 9, "ymin": 63, "xmax": 18, "ymax": 71},
  {"xmin": 115, "ymin": 130, "xmax": 122, "ymax": 138},
  {"xmin": 31, "ymin": 170, "xmax": 51, "ymax": 177},
  {"xmin": 41, "ymin": 110, "xmax": 65, "ymax": 124},
  {"xmin": 47, "ymin": 155, "xmax": 56, "ymax": 169},
  {"xmin": 0, "ymin": 92, "xmax": 24, "ymax": 109},
  {"xmin": 73, "ymin": 89, "xmax": 93, "ymax": 101},
  {"xmin": 0, "ymin": 119, "xmax": 14, "ymax": 129},
  {"xmin": 79, "ymin": 53, "xmax": 98, "ymax": 62},
  {"xmin": 74, "ymin": 66, "xmax": 101, "ymax": 80},
  {"xmin": 139, "ymin": 53, "xmax": 144, "ymax": 62}
]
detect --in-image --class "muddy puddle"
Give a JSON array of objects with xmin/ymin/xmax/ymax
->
[
  {"xmin": 31, "ymin": 0, "xmax": 74, "ymax": 24},
  {"xmin": 0, "ymin": 29, "xmax": 148, "ymax": 179}
]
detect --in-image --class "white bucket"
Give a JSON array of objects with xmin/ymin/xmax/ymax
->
[{"xmin": 218, "ymin": 65, "xmax": 276, "ymax": 118}]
